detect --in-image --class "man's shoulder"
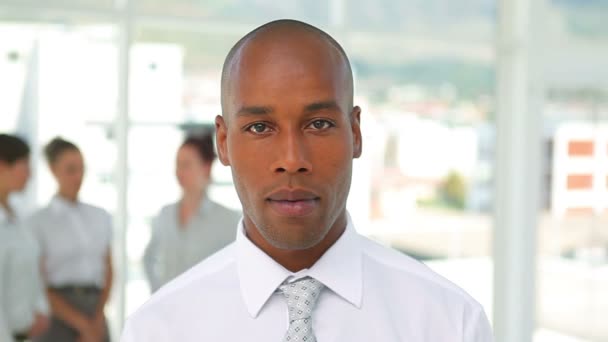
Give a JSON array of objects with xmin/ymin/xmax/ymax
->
[
  {"xmin": 359, "ymin": 235, "xmax": 483, "ymax": 309},
  {"xmin": 358, "ymin": 235, "xmax": 493, "ymax": 340},
  {"xmin": 130, "ymin": 242, "xmax": 238, "ymax": 317},
  {"xmin": 153, "ymin": 242, "xmax": 237, "ymax": 297}
]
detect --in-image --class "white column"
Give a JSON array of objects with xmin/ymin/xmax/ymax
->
[
  {"xmin": 494, "ymin": 0, "xmax": 544, "ymax": 341},
  {"xmin": 112, "ymin": 0, "xmax": 132, "ymax": 337},
  {"xmin": 329, "ymin": 0, "xmax": 345, "ymax": 29}
]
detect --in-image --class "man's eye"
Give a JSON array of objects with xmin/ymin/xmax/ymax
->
[
  {"xmin": 309, "ymin": 120, "xmax": 334, "ymax": 130},
  {"xmin": 247, "ymin": 123, "xmax": 270, "ymax": 134}
]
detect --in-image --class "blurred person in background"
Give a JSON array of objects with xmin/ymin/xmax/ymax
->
[
  {"xmin": 143, "ymin": 133, "xmax": 240, "ymax": 292},
  {"xmin": 0, "ymin": 134, "xmax": 50, "ymax": 342},
  {"xmin": 26, "ymin": 137, "xmax": 113, "ymax": 342}
]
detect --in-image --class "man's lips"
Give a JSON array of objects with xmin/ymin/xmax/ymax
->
[
  {"xmin": 266, "ymin": 188, "xmax": 320, "ymax": 216},
  {"xmin": 267, "ymin": 188, "xmax": 319, "ymax": 201}
]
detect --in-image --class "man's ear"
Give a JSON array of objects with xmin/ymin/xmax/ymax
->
[
  {"xmin": 215, "ymin": 115, "xmax": 231, "ymax": 166},
  {"xmin": 351, "ymin": 106, "xmax": 362, "ymax": 158}
]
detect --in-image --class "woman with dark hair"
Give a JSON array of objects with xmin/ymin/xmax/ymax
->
[
  {"xmin": 26, "ymin": 137, "xmax": 113, "ymax": 342},
  {"xmin": 143, "ymin": 132, "xmax": 240, "ymax": 292},
  {"xmin": 0, "ymin": 134, "xmax": 49, "ymax": 341}
]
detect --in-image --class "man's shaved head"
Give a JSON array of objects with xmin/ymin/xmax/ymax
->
[
  {"xmin": 220, "ymin": 19, "xmax": 354, "ymax": 117},
  {"xmin": 215, "ymin": 19, "xmax": 362, "ymax": 255}
]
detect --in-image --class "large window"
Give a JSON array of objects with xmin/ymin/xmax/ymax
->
[
  {"xmin": 0, "ymin": 19, "xmax": 122, "ymax": 336},
  {"xmin": 1, "ymin": 1, "xmax": 606, "ymax": 341},
  {"xmin": 534, "ymin": 1, "xmax": 608, "ymax": 340}
]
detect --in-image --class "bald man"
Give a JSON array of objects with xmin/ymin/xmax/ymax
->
[{"xmin": 121, "ymin": 20, "xmax": 493, "ymax": 342}]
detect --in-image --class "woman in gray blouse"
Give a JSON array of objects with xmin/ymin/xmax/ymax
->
[
  {"xmin": 0, "ymin": 134, "xmax": 49, "ymax": 342},
  {"xmin": 143, "ymin": 133, "xmax": 240, "ymax": 292},
  {"xmin": 28, "ymin": 137, "xmax": 113, "ymax": 342}
]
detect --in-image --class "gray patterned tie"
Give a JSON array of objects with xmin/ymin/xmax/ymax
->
[{"xmin": 279, "ymin": 277, "xmax": 325, "ymax": 342}]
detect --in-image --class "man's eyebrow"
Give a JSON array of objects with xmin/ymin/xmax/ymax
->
[
  {"xmin": 304, "ymin": 101, "xmax": 340, "ymax": 113},
  {"xmin": 235, "ymin": 105, "xmax": 273, "ymax": 116}
]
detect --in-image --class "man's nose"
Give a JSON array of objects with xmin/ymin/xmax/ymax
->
[{"xmin": 270, "ymin": 130, "xmax": 312, "ymax": 174}]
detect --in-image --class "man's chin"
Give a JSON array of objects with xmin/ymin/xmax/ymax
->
[
  {"xmin": 261, "ymin": 223, "xmax": 326, "ymax": 250},
  {"xmin": 267, "ymin": 236, "xmax": 324, "ymax": 251}
]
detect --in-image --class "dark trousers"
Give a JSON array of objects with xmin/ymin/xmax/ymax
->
[
  {"xmin": 13, "ymin": 332, "xmax": 28, "ymax": 342},
  {"xmin": 33, "ymin": 286, "xmax": 110, "ymax": 342}
]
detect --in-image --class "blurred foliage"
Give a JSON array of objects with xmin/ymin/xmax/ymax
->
[
  {"xmin": 415, "ymin": 171, "xmax": 469, "ymax": 211},
  {"xmin": 135, "ymin": 26, "xmax": 495, "ymax": 101},
  {"xmin": 353, "ymin": 58, "xmax": 494, "ymax": 101},
  {"xmin": 135, "ymin": 28, "xmax": 236, "ymax": 68},
  {"xmin": 440, "ymin": 171, "xmax": 468, "ymax": 210},
  {"xmin": 346, "ymin": 0, "xmax": 495, "ymax": 32},
  {"xmin": 134, "ymin": 0, "xmax": 603, "ymax": 103}
]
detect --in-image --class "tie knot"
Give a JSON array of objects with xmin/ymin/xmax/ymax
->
[{"xmin": 279, "ymin": 277, "xmax": 324, "ymax": 321}]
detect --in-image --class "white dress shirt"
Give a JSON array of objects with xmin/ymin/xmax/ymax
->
[
  {"xmin": 26, "ymin": 196, "xmax": 113, "ymax": 288},
  {"xmin": 0, "ymin": 205, "xmax": 49, "ymax": 336},
  {"xmin": 121, "ymin": 214, "xmax": 493, "ymax": 342},
  {"xmin": 143, "ymin": 198, "xmax": 240, "ymax": 291}
]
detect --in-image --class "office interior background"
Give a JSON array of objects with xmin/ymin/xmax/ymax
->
[{"xmin": 0, "ymin": 0, "xmax": 607, "ymax": 341}]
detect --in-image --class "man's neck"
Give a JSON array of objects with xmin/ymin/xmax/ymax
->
[{"xmin": 244, "ymin": 215, "xmax": 347, "ymax": 272}]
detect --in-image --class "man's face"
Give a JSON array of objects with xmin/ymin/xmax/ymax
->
[{"xmin": 216, "ymin": 34, "xmax": 361, "ymax": 250}]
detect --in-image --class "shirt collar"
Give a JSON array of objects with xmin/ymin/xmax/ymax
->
[{"xmin": 236, "ymin": 213, "xmax": 363, "ymax": 318}]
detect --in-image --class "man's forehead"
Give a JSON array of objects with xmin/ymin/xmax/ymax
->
[
  {"xmin": 232, "ymin": 30, "xmax": 344, "ymax": 73},
  {"xmin": 221, "ymin": 22, "xmax": 354, "ymax": 117},
  {"xmin": 226, "ymin": 53, "xmax": 349, "ymax": 116},
  {"xmin": 232, "ymin": 36, "xmax": 346, "ymax": 85}
]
